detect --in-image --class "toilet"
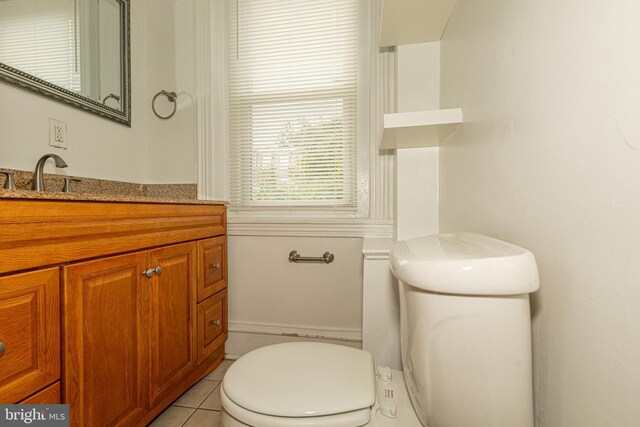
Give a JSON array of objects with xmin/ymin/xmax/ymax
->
[{"xmin": 221, "ymin": 233, "xmax": 540, "ymax": 427}]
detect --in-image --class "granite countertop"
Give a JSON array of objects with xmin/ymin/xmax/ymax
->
[{"xmin": 0, "ymin": 189, "xmax": 226, "ymax": 205}]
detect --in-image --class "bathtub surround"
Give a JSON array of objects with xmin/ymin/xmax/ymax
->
[
  {"xmin": 440, "ymin": 0, "xmax": 640, "ymax": 425},
  {"xmin": 0, "ymin": 169, "xmax": 197, "ymax": 200}
]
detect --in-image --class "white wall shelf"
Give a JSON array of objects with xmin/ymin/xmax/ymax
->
[
  {"xmin": 380, "ymin": 108, "xmax": 463, "ymax": 149},
  {"xmin": 379, "ymin": 0, "xmax": 458, "ymax": 47}
]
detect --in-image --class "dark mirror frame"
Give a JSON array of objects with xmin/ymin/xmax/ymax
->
[{"xmin": 0, "ymin": 0, "xmax": 131, "ymax": 127}]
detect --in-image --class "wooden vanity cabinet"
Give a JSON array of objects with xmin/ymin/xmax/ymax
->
[
  {"xmin": 63, "ymin": 243, "xmax": 221, "ymax": 426},
  {"xmin": 0, "ymin": 268, "xmax": 60, "ymax": 403},
  {"xmin": 0, "ymin": 199, "xmax": 227, "ymax": 425}
]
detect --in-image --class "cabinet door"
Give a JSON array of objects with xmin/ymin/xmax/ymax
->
[
  {"xmin": 64, "ymin": 252, "xmax": 149, "ymax": 427},
  {"xmin": 197, "ymin": 237, "xmax": 227, "ymax": 302},
  {"xmin": 148, "ymin": 243, "xmax": 197, "ymax": 406},
  {"xmin": 0, "ymin": 268, "xmax": 59, "ymax": 403},
  {"xmin": 197, "ymin": 289, "xmax": 227, "ymax": 364}
]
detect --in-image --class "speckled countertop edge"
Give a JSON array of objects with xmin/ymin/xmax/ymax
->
[{"xmin": 0, "ymin": 189, "xmax": 227, "ymax": 206}]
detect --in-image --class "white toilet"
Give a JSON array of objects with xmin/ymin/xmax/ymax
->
[{"xmin": 221, "ymin": 233, "xmax": 540, "ymax": 427}]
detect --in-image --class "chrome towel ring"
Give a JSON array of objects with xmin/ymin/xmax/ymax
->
[{"xmin": 152, "ymin": 90, "xmax": 177, "ymax": 120}]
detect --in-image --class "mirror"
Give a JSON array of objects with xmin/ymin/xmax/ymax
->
[{"xmin": 0, "ymin": 0, "xmax": 130, "ymax": 126}]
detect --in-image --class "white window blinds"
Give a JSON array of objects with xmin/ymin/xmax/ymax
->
[
  {"xmin": 227, "ymin": 0, "xmax": 360, "ymax": 208},
  {"xmin": 0, "ymin": 0, "xmax": 81, "ymax": 92}
]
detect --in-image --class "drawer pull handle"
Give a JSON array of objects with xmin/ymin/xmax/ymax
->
[
  {"xmin": 212, "ymin": 263, "xmax": 221, "ymax": 270},
  {"xmin": 0, "ymin": 341, "xmax": 5, "ymax": 357},
  {"xmin": 154, "ymin": 266, "xmax": 163, "ymax": 276},
  {"xmin": 209, "ymin": 319, "xmax": 222, "ymax": 328},
  {"xmin": 143, "ymin": 268, "xmax": 155, "ymax": 278}
]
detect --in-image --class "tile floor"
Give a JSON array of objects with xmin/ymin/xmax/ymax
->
[{"xmin": 149, "ymin": 359, "xmax": 234, "ymax": 427}]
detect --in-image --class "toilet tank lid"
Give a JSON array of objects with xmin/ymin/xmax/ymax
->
[
  {"xmin": 222, "ymin": 342, "xmax": 376, "ymax": 418},
  {"xmin": 390, "ymin": 233, "xmax": 539, "ymax": 295}
]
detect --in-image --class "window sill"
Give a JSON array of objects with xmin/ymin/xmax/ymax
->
[{"xmin": 227, "ymin": 216, "xmax": 394, "ymax": 238}]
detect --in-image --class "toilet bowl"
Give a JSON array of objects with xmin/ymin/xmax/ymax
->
[
  {"xmin": 221, "ymin": 342, "xmax": 376, "ymax": 427},
  {"xmin": 221, "ymin": 233, "xmax": 539, "ymax": 427},
  {"xmin": 220, "ymin": 342, "xmax": 421, "ymax": 427}
]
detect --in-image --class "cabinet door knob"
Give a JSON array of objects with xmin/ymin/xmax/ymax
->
[
  {"xmin": 154, "ymin": 266, "xmax": 163, "ymax": 276},
  {"xmin": 0, "ymin": 341, "xmax": 5, "ymax": 357},
  {"xmin": 212, "ymin": 263, "xmax": 221, "ymax": 270},
  {"xmin": 143, "ymin": 268, "xmax": 155, "ymax": 278},
  {"xmin": 209, "ymin": 319, "xmax": 222, "ymax": 327}
]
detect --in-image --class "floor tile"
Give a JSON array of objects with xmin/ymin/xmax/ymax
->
[
  {"xmin": 205, "ymin": 359, "xmax": 234, "ymax": 381},
  {"xmin": 149, "ymin": 406, "xmax": 195, "ymax": 427},
  {"xmin": 183, "ymin": 409, "xmax": 222, "ymax": 427},
  {"xmin": 173, "ymin": 378, "xmax": 219, "ymax": 409},
  {"xmin": 200, "ymin": 383, "xmax": 221, "ymax": 411}
]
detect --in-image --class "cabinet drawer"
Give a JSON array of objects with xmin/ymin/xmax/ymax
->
[
  {"xmin": 197, "ymin": 237, "xmax": 227, "ymax": 302},
  {"xmin": 0, "ymin": 268, "xmax": 60, "ymax": 403},
  {"xmin": 20, "ymin": 382, "xmax": 60, "ymax": 404},
  {"xmin": 197, "ymin": 290, "xmax": 227, "ymax": 364}
]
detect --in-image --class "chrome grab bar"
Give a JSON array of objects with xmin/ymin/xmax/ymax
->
[{"xmin": 289, "ymin": 250, "xmax": 335, "ymax": 264}]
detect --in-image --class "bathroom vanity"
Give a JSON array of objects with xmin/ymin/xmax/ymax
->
[{"xmin": 0, "ymin": 194, "xmax": 228, "ymax": 426}]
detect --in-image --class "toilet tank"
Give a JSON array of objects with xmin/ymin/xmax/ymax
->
[{"xmin": 390, "ymin": 233, "xmax": 539, "ymax": 427}]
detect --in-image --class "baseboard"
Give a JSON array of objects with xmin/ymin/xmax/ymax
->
[
  {"xmin": 225, "ymin": 321, "xmax": 363, "ymax": 359},
  {"xmin": 228, "ymin": 321, "xmax": 362, "ymax": 341}
]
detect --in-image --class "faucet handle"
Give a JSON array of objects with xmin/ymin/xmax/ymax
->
[
  {"xmin": 62, "ymin": 177, "xmax": 82, "ymax": 193},
  {"xmin": 0, "ymin": 170, "xmax": 16, "ymax": 190}
]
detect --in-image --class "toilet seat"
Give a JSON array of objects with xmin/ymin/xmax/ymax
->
[
  {"xmin": 221, "ymin": 385, "xmax": 372, "ymax": 427},
  {"xmin": 221, "ymin": 342, "xmax": 376, "ymax": 427}
]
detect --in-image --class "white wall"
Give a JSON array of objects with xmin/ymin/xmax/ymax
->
[
  {"xmin": 395, "ymin": 43, "xmax": 440, "ymax": 240},
  {"xmin": 225, "ymin": 236, "xmax": 364, "ymax": 358},
  {"xmin": 0, "ymin": 0, "xmax": 196, "ymax": 184},
  {"xmin": 440, "ymin": 1, "xmax": 640, "ymax": 426},
  {"xmin": 144, "ymin": 0, "xmax": 197, "ymax": 184}
]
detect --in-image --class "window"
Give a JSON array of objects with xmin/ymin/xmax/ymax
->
[{"xmin": 227, "ymin": 0, "xmax": 363, "ymax": 211}]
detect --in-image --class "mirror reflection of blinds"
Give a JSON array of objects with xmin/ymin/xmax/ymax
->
[
  {"xmin": 0, "ymin": 0, "xmax": 81, "ymax": 92},
  {"xmin": 227, "ymin": 0, "xmax": 360, "ymax": 209}
]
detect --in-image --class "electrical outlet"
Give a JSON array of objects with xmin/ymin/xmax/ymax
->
[{"xmin": 49, "ymin": 118, "xmax": 67, "ymax": 149}]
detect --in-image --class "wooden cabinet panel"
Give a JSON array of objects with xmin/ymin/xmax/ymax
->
[
  {"xmin": 63, "ymin": 252, "xmax": 149, "ymax": 427},
  {"xmin": 20, "ymin": 382, "xmax": 61, "ymax": 404},
  {"xmin": 148, "ymin": 243, "xmax": 197, "ymax": 406},
  {"xmin": 0, "ymin": 201, "xmax": 226, "ymax": 275},
  {"xmin": 0, "ymin": 268, "xmax": 59, "ymax": 403},
  {"xmin": 197, "ymin": 237, "xmax": 227, "ymax": 302},
  {"xmin": 197, "ymin": 290, "xmax": 227, "ymax": 364}
]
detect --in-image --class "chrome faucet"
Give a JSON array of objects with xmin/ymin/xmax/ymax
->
[{"xmin": 32, "ymin": 154, "xmax": 68, "ymax": 191}]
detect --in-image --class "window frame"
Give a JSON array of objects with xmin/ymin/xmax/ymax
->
[{"xmin": 197, "ymin": 0, "xmax": 394, "ymax": 237}]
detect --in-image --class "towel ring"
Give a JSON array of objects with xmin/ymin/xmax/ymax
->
[{"xmin": 152, "ymin": 90, "xmax": 177, "ymax": 120}]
